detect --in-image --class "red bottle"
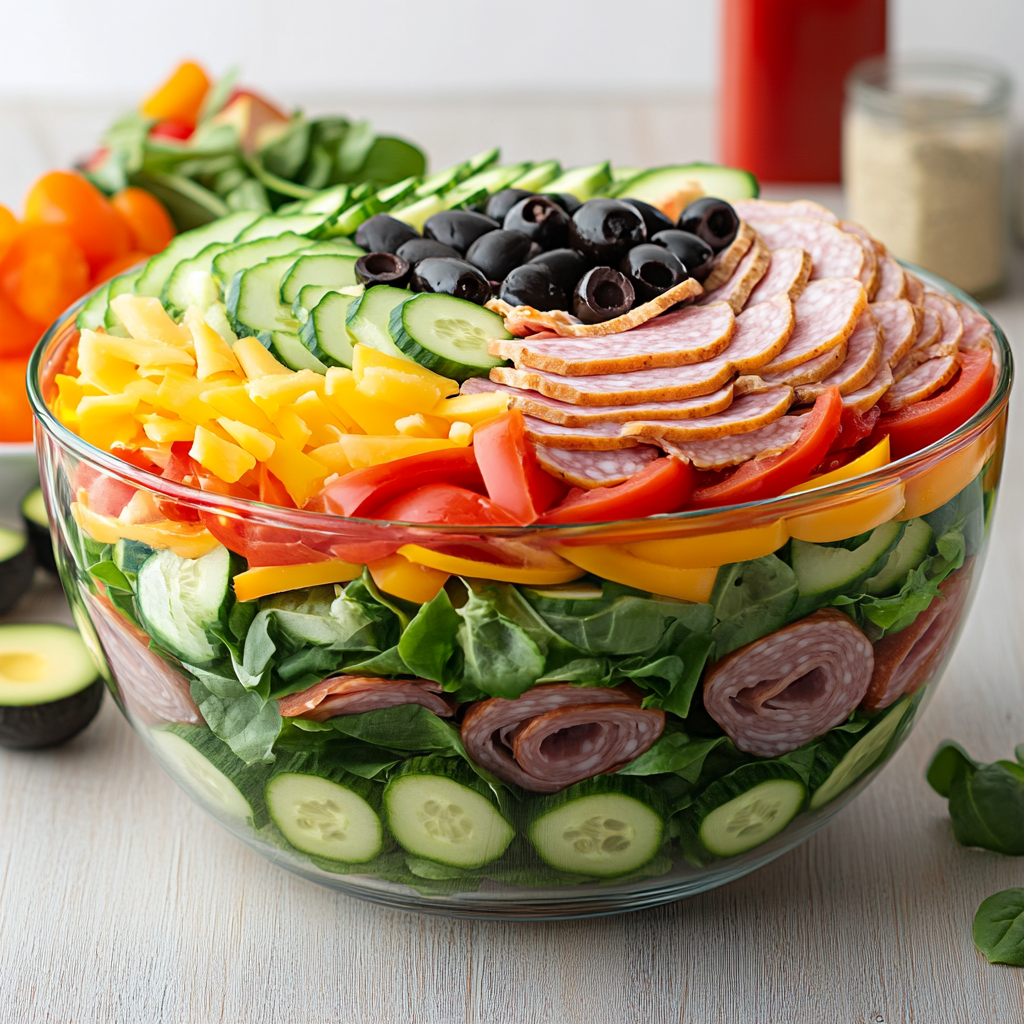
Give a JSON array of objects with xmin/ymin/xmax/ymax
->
[{"xmin": 719, "ymin": 0, "xmax": 887, "ymax": 183}]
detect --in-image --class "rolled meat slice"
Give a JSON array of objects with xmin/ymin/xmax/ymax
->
[
  {"xmin": 733, "ymin": 198, "xmax": 839, "ymax": 225},
  {"xmin": 796, "ymin": 307, "xmax": 884, "ymax": 401},
  {"xmin": 745, "ymin": 217, "xmax": 866, "ymax": 281},
  {"xmin": 699, "ymin": 236, "xmax": 771, "ymax": 313},
  {"xmin": 839, "ymin": 220, "xmax": 880, "ymax": 298},
  {"xmin": 746, "ymin": 246, "xmax": 812, "ymax": 306},
  {"xmin": 842, "ymin": 360, "xmax": 893, "ymax": 413},
  {"xmin": 701, "ymin": 221, "xmax": 757, "ymax": 291},
  {"xmin": 488, "ymin": 301, "xmax": 735, "ymax": 375},
  {"xmin": 460, "ymin": 683, "xmax": 665, "ymax": 793},
  {"xmin": 533, "ymin": 444, "xmax": 662, "ymax": 488},
  {"xmin": 862, "ymin": 562, "xmax": 974, "ymax": 712},
  {"xmin": 873, "ymin": 298, "xmax": 922, "ymax": 367},
  {"xmin": 957, "ymin": 302, "xmax": 995, "ymax": 351},
  {"xmin": 278, "ymin": 675, "xmax": 454, "ymax": 722},
  {"xmin": 525, "ymin": 415, "xmax": 639, "ymax": 451},
  {"xmin": 873, "ymin": 254, "xmax": 907, "ymax": 301},
  {"xmin": 760, "ymin": 339, "xmax": 848, "ymax": 388},
  {"xmin": 703, "ymin": 608, "xmax": 874, "ymax": 757},
  {"xmin": 881, "ymin": 354, "xmax": 960, "ymax": 412},
  {"xmin": 662, "ymin": 412, "xmax": 805, "ymax": 469}
]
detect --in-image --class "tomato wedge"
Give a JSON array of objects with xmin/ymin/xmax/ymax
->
[
  {"xmin": 872, "ymin": 347, "xmax": 995, "ymax": 460},
  {"xmin": 539, "ymin": 457, "xmax": 695, "ymax": 525},
  {"xmin": 472, "ymin": 410, "xmax": 567, "ymax": 523},
  {"xmin": 374, "ymin": 483, "xmax": 523, "ymax": 527},
  {"xmin": 689, "ymin": 387, "xmax": 843, "ymax": 509}
]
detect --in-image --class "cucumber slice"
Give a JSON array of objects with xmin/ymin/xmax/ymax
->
[
  {"xmin": 136, "ymin": 545, "xmax": 231, "ymax": 665},
  {"xmin": 443, "ymin": 164, "xmax": 530, "ymax": 207},
  {"xmin": 529, "ymin": 777, "xmax": 665, "ymax": 878},
  {"xmin": 226, "ymin": 254, "xmax": 304, "ymax": 339},
  {"xmin": 212, "ymin": 233, "xmax": 310, "ymax": 288},
  {"xmin": 299, "ymin": 290, "xmax": 359, "ymax": 367},
  {"xmin": 543, "ymin": 161, "xmax": 614, "ymax": 200},
  {"xmin": 151, "ymin": 723, "xmax": 269, "ymax": 826},
  {"xmin": 235, "ymin": 213, "xmax": 327, "ymax": 242},
  {"xmin": 614, "ymin": 163, "xmax": 760, "ymax": 204},
  {"xmin": 693, "ymin": 762, "xmax": 805, "ymax": 858},
  {"xmin": 464, "ymin": 146, "xmax": 502, "ymax": 177},
  {"xmin": 296, "ymin": 184, "xmax": 350, "ymax": 216},
  {"xmin": 266, "ymin": 754, "xmax": 383, "ymax": 863},
  {"xmin": 280, "ymin": 253, "xmax": 359, "ymax": 306},
  {"xmin": 511, "ymin": 160, "xmax": 562, "ymax": 191},
  {"xmin": 293, "ymin": 283, "xmax": 360, "ymax": 320},
  {"xmin": 77, "ymin": 282, "xmax": 111, "ymax": 330},
  {"xmin": 790, "ymin": 521, "xmax": 904, "ymax": 617},
  {"xmin": 383, "ymin": 757, "xmax": 514, "ymax": 868},
  {"xmin": 162, "ymin": 242, "xmax": 229, "ymax": 315},
  {"xmin": 345, "ymin": 285, "xmax": 414, "ymax": 359},
  {"xmin": 864, "ymin": 519, "xmax": 934, "ymax": 596},
  {"xmin": 268, "ymin": 331, "xmax": 328, "ymax": 373},
  {"xmin": 103, "ymin": 269, "xmax": 144, "ymax": 337},
  {"xmin": 135, "ymin": 210, "xmax": 260, "ymax": 297},
  {"xmin": 809, "ymin": 699, "xmax": 912, "ymax": 810},
  {"xmin": 611, "ymin": 165, "xmax": 643, "ymax": 182},
  {"xmin": 112, "ymin": 537, "xmax": 154, "ymax": 582},
  {"xmin": 390, "ymin": 292, "xmax": 511, "ymax": 381},
  {"xmin": 413, "ymin": 164, "xmax": 465, "ymax": 200}
]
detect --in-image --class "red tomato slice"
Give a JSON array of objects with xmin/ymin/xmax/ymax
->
[
  {"xmin": 828, "ymin": 404, "xmax": 880, "ymax": 454},
  {"xmin": 257, "ymin": 464, "xmax": 296, "ymax": 509},
  {"xmin": 374, "ymin": 483, "xmax": 523, "ymax": 527},
  {"xmin": 689, "ymin": 387, "xmax": 843, "ymax": 509},
  {"xmin": 310, "ymin": 447, "xmax": 483, "ymax": 518},
  {"xmin": 76, "ymin": 463, "xmax": 136, "ymax": 518},
  {"xmin": 539, "ymin": 457, "xmax": 695, "ymax": 525},
  {"xmin": 872, "ymin": 348, "xmax": 995, "ymax": 460},
  {"xmin": 472, "ymin": 410, "xmax": 567, "ymax": 523}
]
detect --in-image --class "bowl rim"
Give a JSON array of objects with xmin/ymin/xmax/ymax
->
[{"xmin": 26, "ymin": 262, "xmax": 1013, "ymax": 536}]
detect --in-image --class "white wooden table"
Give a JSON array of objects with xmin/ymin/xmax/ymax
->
[{"xmin": 2, "ymin": 96, "xmax": 1024, "ymax": 1024}]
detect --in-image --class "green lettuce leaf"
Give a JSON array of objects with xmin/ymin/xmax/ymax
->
[{"xmin": 711, "ymin": 554, "xmax": 798, "ymax": 658}]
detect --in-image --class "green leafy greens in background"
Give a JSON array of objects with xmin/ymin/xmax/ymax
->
[{"xmin": 974, "ymin": 889, "xmax": 1024, "ymax": 966}]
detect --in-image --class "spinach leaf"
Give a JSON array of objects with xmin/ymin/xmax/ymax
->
[
  {"xmin": 711, "ymin": 554, "xmax": 797, "ymax": 657},
  {"xmin": 631, "ymin": 631, "xmax": 714, "ymax": 718},
  {"xmin": 618, "ymin": 728, "xmax": 728, "ymax": 782},
  {"xmin": 925, "ymin": 474, "xmax": 985, "ymax": 558},
  {"xmin": 298, "ymin": 704, "xmax": 467, "ymax": 758},
  {"xmin": 187, "ymin": 668, "xmax": 281, "ymax": 764},
  {"xmin": 89, "ymin": 560, "xmax": 133, "ymax": 593},
  {"xmin": 399, "ymin": 589, "xmax": 462, "ymax": 683},
  {"xmin": 926, "ymin": 740, "xmax": 977, "ymax": 797},
  {"xmin": 974, "ymin": 889, "xmax": 1024, "ymax": 966}
]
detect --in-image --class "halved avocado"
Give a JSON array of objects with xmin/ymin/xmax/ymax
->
[
  {"xmin": 0, "ymin": 527, "xmax": 34, "ymax": 615},
  {"xmin": 0, "ymin": 624, "xmax": 103, "ymax": 749},
  {"xmin": 20, "ymin": 488, "xmax": 56, "ymax": 574}
]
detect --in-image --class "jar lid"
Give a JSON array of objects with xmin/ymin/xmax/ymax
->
[{"xmin": 847, "ymin": 55, "xmax": 1012, "ymax": 123}]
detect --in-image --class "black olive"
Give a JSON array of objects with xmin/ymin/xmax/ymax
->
[
  {"xmin": 619, "ymin": 244, "xmax": 688, "ymax": 303},
  {"xmin": 355, "ymin": 252, "xmax": 411, "ymax": 288},
  {"xmin": 650, "ymin": 229, "xmax": 715, "ymax": 281},
  {"xmin": 423, "ymin": 210, "xmax": 500, "ymax": 254},
  {"xmin": 525, "ymin": 241, "xmax": 543, "ymax": 262},
  {"xmin": 528, "ymin": 247, "xmax": 589, "ymax": 293},
  {"xmin": 410, "ymin": 257, "xmax": 492, "ymax": 304},
  {"xmin": 499, "ymin": 264, "xmax": 566, "ymax": 311},
  {"xmin": 568, "ymin": 199, "xmax": 646, "ymax": 265},
  {"xmin": 354, "ymin": 214, "xmax": 420, "ymax": 255},
  {"xmin": 485, "ymin": 189, "xmax": 535, "ymax": 224},
  {"xmin": 395, "ymin": 238, "xmax": 462, "ymax": 265},
  {"xmin": 621, "ymin": 198, "xmax": 675, "ymax": 240},
  {"xmin": 677, "ymin": 197, "xmax": 739, "ymax": 253},
  {"xmin": 573, "ymin": 267, "xmax": 635, "ymax": 324},
  {"xmin": 503, "ymin": 196, "xmax": 570, "ymax": 251},
  {"xmin": 544, "ymin": 192, "xmax": 582, "ymax": 216},
  {"xmin": 465, "ymin": 229, "xmax": 535, "ymax": 284}
]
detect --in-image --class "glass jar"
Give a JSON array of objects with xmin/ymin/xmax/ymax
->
[{"xmin": 844, "ymin": 56, "xmax": 1012, "ymax": 297}]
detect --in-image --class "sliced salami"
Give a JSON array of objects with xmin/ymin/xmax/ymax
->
[
  {"xmin": 873, "ymin": 254, "xmax": 907, "ymax": 301},
  {"xmin": 488, "ymin": 301, "xmax": 735, "ymax": 375},
  {"xmin": 904, "ymin": 270, "xmax": 925, "ymax": 306},
  {"xmin": 662, "ymin": 412, "xmax": 806, "ymax": 469},
  {"xmin": 621, "ymin": 386, "xmax": 793, "ymax": 443},
  {"xmin": 533, "ymin": 444, "xmax": 662, "ymax": 488},
  {"xmin": 796, "ymin": 307, "xmax": 884, "ymax": 401},
  {"xmin": 873, "ymin": 298, "xmax": 922, "ymax": 367},
  {"xmin": 842, "ymin": 361, "xmax": 893, "ymax": 413},
  {"xmin": 701, "ymin": 221, "xmax": 757, "ymax": 291},
  {"xmin": 699, "ymin": 236, "xmax": 771, "ymax": 313},
  {"xmin": 839, "ymin": 219, "xmax": 880, "ymax": 298},
  {"xmin": 744, "ymin": 217, "xmax": 866, "ymax": 281},
  {"xmin": 460, "ymin": 683, "xmax": 664, "ymax": 793},
  {"xmin": 719, "ymin": 292, "xmax": 795, "ymax": 372},
  {"xmin": 703, "ymin": 608, "xmax": 874, "ymax": 757},
  {"xmin": 760, "ymin": 339, "xmax": 848, "ymax": 388},
  {"xmin": 881, "ymin": 354, "xmax": 960, "ymax": 412},
  {"xmin": 277, "ymin": 676, "xmax": 455, "ymax": 721},
  {"xmin": 922, "ymin": 293, "xmax": 964, "ymax": 359},
  {"xmin": 893, "ymin": 306, "xmax": 943, "ymax": 382},
  {"xmin": 525, "ymin": 415, "xmax": 639, "ymax": 451},
  {"xmin": 733, "ymin": 198, "xmax": 839, "ymax": 225},
  {"xmin": 957, "ymin": 302, "xmax": 995, "ymax": 351},
  {"xmin": 746, "ymin": 246, "xmax": 812, "ymax": 306}
]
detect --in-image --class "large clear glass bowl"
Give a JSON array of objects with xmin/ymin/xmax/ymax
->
[{"xmin": 27, "ymin": 267, "xmax": 1011, "ymax": 919}]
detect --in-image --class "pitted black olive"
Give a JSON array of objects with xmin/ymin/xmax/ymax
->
[
  {"xmin": 353, "ymin": 214, "xmax": 420, "ymax": 255},
  {"xmin": 650, "ymin": 229, "xmax": 715, "ymax": 281},
  {"xmin": 396, "ymin": 237, "xmax": 462, "ymax": 265},
  {"xmin": 355, "ymin": 252, "xmax": 411, "ymax": 288},
  {"xmin": 619, "ymin": 244, "xmax": 688, "ymax": 302},
  {"xmin": 677, "ymin": 197, "xmax": 739, "ymax": 253},
  {"xmin": 499, "ymin": 264, "xmax": 566, "ymax": 312},
  {"xmin": 528, "ymin": 247, "xmax": 589, "ymax": 293},
  {"xmin": 423, "ymin": 210, "xmax": 500, "ymax": 254},
  {"xmin": 621, "ymin": 198, "xmax": 675, "ymax": 240},
  {"xmin": 410, "ymin": 257, "xmax": 492, "ymax": 304},
  {"xmin": 465, "ymin": 229, "xmax": 535, "ymax": 284},
  {"xmin": 568, "ymin": 199, "xmax": 646, "ymax": 265},
  {"xmin": 485, "ymin": 189, "xmax": 536, "ymax": 224},
  {"xmin": 545, "ymin": 192, "xmax": 582, "ymax": 216},
  {"xmin": 573, "ymin": 266, "xmax": 635, "ymax": 323},
  {"xmin": 503, "ymin": 196, "xmax": 570, "ymax": 251}
]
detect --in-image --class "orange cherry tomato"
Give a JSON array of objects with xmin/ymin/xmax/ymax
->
[
  {"xmin": 24, "ymin": 170, "xmax": 130, "ymax": 274},
  {"xmin": 0, "ymin": 204, "xmax": 18, "ymax": 262},
  {"xmin": 0, "ymin": 356, "xmax": 34, "ymax": 442},
  {"xmin": 140, "ymin": 61, "xmax": 210, "ymax": 128},
  {"xmin": 110, "ymin": 188, "xmax": 176, "ymax": 254},
  {"xmin": 92, "ymin": 249, "xmax": 150, "ymax": 285},
  {"xmin": 0, "ymin": 291, "xmax": 45, "ymax": 358},
  {"xmin": 0, "ymin": 224, "xmax": 90, "ymax": 325}
]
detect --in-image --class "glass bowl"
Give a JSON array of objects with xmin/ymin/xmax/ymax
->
[{"xmin": 27, "ymin": 267, "xmax": 1011, "ymax": 919}]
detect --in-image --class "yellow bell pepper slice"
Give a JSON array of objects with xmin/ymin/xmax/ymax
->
[
  {"xmin": 233, "ymin": 336, "xmax": 289, "ymax": 379},
  {"xmin": 786, "ymin": 437, "xmax": 890, "ymax": 494},
  {"xmin": 553, "ymin": 544, "xmax": 717, "ymax": 602},
  {"xmin": 399, "ymin": 544, "xmax": 584, "ymax": 585},
  {"xmin": 233, "ymin": 559, "xmax": 362, "ymax": 602},
  {"xmin": 787, "ymin": 483, "xmax": 906, "ymax": 543},
  {"xmin": 185, "ymin": 307, "xmax": 243, "ymax": 379},
  {"xmin": 73, "ymin": 499, "xmax": 220, "ymax": 560},
  {"xmin": 368, "ymin": 553, "xmax": 450, "ymax": 604},
  {"xmin": 329, "ymin": 434, "xmax": 456, "ymax": 469},
  {"xmin": 623, "ymin": 519, "xmax": 789, "ymax": 570},
  {"xmin": 896, "ymin": 428, "xmax": 998, "ymax": 521},
  {"xmin": 109, "ymin": 294, "xmax": 193, "ymax": 348}
]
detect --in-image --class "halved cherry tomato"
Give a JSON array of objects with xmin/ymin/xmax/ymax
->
[
  {"xmin": 0, "ymin": 356, "xmax": 34, "ymax": 442},
  {"xmin": 540, "ymin": 457, "xmax": 695, "ymax": 525},
  {"xmin": 689, "ymin": 387, "xmax": 843, "ymax": 509},
  {"xmin": 872, "ymin": 348, "xmax": 995, "ymax": 460},
  {"xmin": 0, "ymin": 204, "xmax": 17, "ymax": 262},
  {"xmin": 472, "ymin": 410, "xmax": 567, "ymax": 523},
  {"xmin": 0, "ymin": 224, "xmax": 90, "ymax": 324},
  {"xmin": 140, "ymin": 61, "xmax": 210, "ymax": 128},
  {"xmin": 149, "ymin": 121, "xmax": 194, "ymax": 142},
  {"xmin": 92, "ymin": 250, "xmax": 150, "ymax": 285},
  {"xmin": 110, "ymin": 188, "xmax": 176, "ymax": 254},
  {"xmin": 374, "ymin": 483, "xmax": 523, "ymax": 526},
  {"xmin": 0, "ymin": 292, "xmax": 44, "ymax": 358}
]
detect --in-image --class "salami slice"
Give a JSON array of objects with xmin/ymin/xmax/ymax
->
[
  {"xmin": 873, "ymin": 298, "xmax": 922, "ymax": 367},
  {"xmin": 703, "ymin": 608, "xmax": 874, "ymax": 757},
  {"xmin": 957, "ymin": 302, "xmax": 995, "ymax": 351},
  {"xmin": 488, "ymin": 301, "xmax": 735, "ymax": 375},
  {"xmin": 533, "ymin": 444, "xmax": 662, "ymax": 488},
  {"xmin": 904, "ymin": 271, "xmax": 925, "ymax": 306},
  {"xmin": 733, "ymin": 198, "xmax": 839, "ymax": 225},
  {"xmin": 525, "ymin": 415, "xmax": 639, "ymax": 451},
  {"xmin": 922, "ymin": 293, "xmax": 964, "ymax": 359},
  {"xmin": 662, "ymin": 411, "xmax": 806, "ymax": 469},
  {"xmin": 838, "ymin": 220, "xmax": 880, "ymax": 298},
  {"xmin": 701, "ymin": 221, "xmax": 757, "ymax": 291},
  {"xmin": 746, "ymin": 246, "xmax": 813, "ymax": 306},
  {"xmin": 758, "ymin": 277, "xmax": 867, "ymax": 375},
  {"xmin": 460, "ymin": 683, "xmax": 664, "ymax": 793},
  {"xmin": 873, "ymin": 254, "xmax": 907, "ymax": 301},
  {"xmin": 760, "ymin": 339, "xmax": 848, "ymax": 388},
  {"xmin": 699, "ymin": 236, "xmax": 771, "ymax": 313},
  {"xmin": 881, "ymin": 354, "xmax": 960, "ymax": 412},
  {"xmin": 718, "ymin": 292, "xmax": 796, "ymax": 372},
  {"xmin": 278, "ymin": 675, "xmax": 454, "ymax": 722},
  {"xmin": 621, "ymin": 386, "xmax": 793, "ymax": 443},
  {"xmin": 861, "ymin": 562, "xmax": 974, "ymax": 712},
  {"xmin": 842, "ymin": 360, "xmax": 893, "ymax": 413},
  {"xmin": 893, "ymin": 306, "xmax": 943, "ymax": 382},
  {"xmin": 796, "ymin": 307, "xmax": 884, "ymax": 401},
  {"xmin": 745, "ymin": 217, "xmax": 866, "ymax": 281}
]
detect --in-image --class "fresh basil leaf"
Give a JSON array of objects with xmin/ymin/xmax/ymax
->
[
  {"xmin": 974, "ymin": 889, "xmax": 1024, "ymax": 966},
  {"xmin": 399, "ymin": 589, "xmax": 461, "ymax": 683},
  {"xmin": 711, "ymin": 554, "xmax": 798, "ymax": 658}
]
